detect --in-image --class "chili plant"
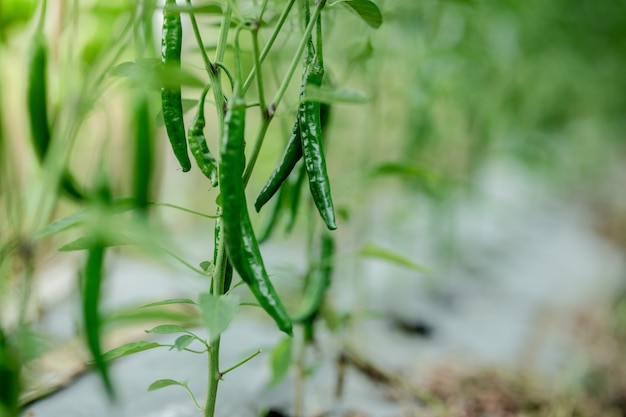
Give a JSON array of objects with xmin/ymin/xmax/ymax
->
[
  {"xmin": 29, "ymin": 0, "xmax": 381, "ymax": 416},
  {"xmin": 13, "ymin": 0, "xmax": 384, "ymax": 417}
]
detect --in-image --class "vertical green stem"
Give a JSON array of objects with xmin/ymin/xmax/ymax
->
[
  {"xmin": 271, "ymin": 0, "xmax": 325, "ymax": 110},
  {"xmin": 187, "ymin": 0, "xmax": 226, "ymax": 142},
  {"xmin": 204, "ymin": 223, "xmax": 226, "ymax": 417},
  {"xmin": 242, "ymin": 0, "xmax": 296, "ymax": 94},
  {"xmin": 204, "ymin": 4, "xmax": 232, "ymax": 415},
  {"xmin": 251, "ymin": 27, "xmax": 267, "ymax": 117}
]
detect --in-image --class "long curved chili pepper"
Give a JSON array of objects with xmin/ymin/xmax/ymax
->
[
  {"xmin": 161, "ymin": 0, "xmax": 191, "ymax": 172},
  {"xmin": 219, "ymin": 91, "xmax": 293, "ymax": 336},
  {"xmin": 188, "ymin": 87, "xmax": 218, "ymax": 186},
  {"xmin": 254, "ymin": 119, "xmax": 302, "ymax": 212},
  {"xmin": 292, "ymin": 232, "xmax": 335, "ymax": 323},
  {"xmin": 27, "ymin": 31, "xmax": 85, "ymax": 201},
  {"xmin": 133, "ymin": 95, "xmax": 153, "ymax": 214},
  {"xmin": 299, "ymin": 16, "xmax": 336, "ymax": 230},
  {"xmin": 28, "ymin": 33, "xmax": 50, "ymax": 162}
]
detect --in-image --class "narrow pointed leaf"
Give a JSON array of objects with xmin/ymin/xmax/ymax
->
[
  {"xmin": 335, "ymin": 0, "xmax": 383, "ymax": 29},
  {"xmin": 359, "ymin": 243, "xmax": 431, "ymax": 273},
  {"xmin": 141, "ymin": 298, "xmax": 197, "ymax": 308},
  {"xmin": 171, "ymin": 335, "xmax": 195, "ymax": 351},
  {"xmin": 145, "ymin": 324, "xmax": 190, "ymax": 335},
  {"xmin": 269, "ymin": 336, "xmax": 293, "ymax": 386},
  {"xmin": 198, "ymin": 293, "xmax": 239, "ymax": 342},
  {"xmin": 147, "ymin": 378, "xmax": 186, "ymax": 391},
  {"xmin": 302, "ymin": 85, "xmax": 368, "ymax": 105},
  {"xmin": 102, "ymin": 341, "xmax": 163, "ymax": 361}
]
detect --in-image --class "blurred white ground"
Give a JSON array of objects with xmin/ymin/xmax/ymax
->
[{"xmin": 23, "ymin": 160, "xmax": 626, "ymax": 417}]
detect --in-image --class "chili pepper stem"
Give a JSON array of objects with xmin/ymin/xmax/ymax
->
[
  {"xmin": 271, "ymin": 0, "xmax": 326, "ymax": 111},
  {"xmin": 204, "ymin": 225, "xmax": 228, "ymax": 417},
  {"xmin": 242, "ymin": 116, "xmax": 271, "ymax": 185},
  {"xmin": 242, "ymin": 0, "xmax": 297, "ymax": 94},
  {"xmin": 242, "ymin": 0, "xmax": 326, "ymax": 186}
]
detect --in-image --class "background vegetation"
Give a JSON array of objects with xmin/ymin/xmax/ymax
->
[{"xmin": 1, "ymin": 0, "xmax": 626, "ymax": 416}]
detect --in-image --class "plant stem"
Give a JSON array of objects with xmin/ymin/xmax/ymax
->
[
  {"xmin": 204, "ymin": 222, "xmax": 227, "ymax": 417},
  {"xmin": 241, "ymin": 0, "xmax": 325, "ymax": 185},
  {"xmin": 242, "ymin": 119, "xmax": 271, "ymax": 184},
  {"xmin": 294, "ymin": 331, "xmax": 307, "ymax": 417},
  {"xmin": 251, "ymin": 27, "xmax": 267, "ymax": 118},
  {"xmin": 203, "ymin": 3, "xmax": 233, "ymax": 416},
  {"xmin": 242, "ymin": 0, "xmax": 296, "ymax": 94},
  {"xmin": 187, "ymin": 0, "xmax": 227, "ymax": 142},
  {"xmin": 220, "ymin": 349, "xmax": 262, "ymax": 376},
  {"xmin": 271, "ymin": 0, "xmax": 326, "ymax": 110}
]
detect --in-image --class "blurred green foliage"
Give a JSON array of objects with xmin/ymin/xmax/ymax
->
[{"xmin": 379, "ymin": 0, "xmax": 626, "ymax": 192}]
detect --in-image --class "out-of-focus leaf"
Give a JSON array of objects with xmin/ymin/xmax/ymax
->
[
  {"xmin": 145, "ymin": 325, "xmax": 189, "ymax": 335},
  {"xmin": 142, "ymin": 299, "xmax": 197, "ymax": 308},
  {"xmin": 102, "ymin": 341, "xmax": 163, "ymax": 361},
  {"xmin": 59, "ymin": 234, "xmax": 132, "ymax": 251},
  {"xmin": 303, "ymin": 85, "xmax": 368, "ymax": 104},
  {"xmin": 269, "ymin": 336, "xmax": 292, "ymax": 386},
  {"xmin": 164, "ymin": 2, "xmax": 222, "ymax": 14},
  {"xmin": 171, "ymin": 335, "xmax": 195, "ymax": 351},
  {"xmin": 109, "ymin": 60, "xmax": 204, "ymax": 90},
  {"xmin": 198, "ymin": 293, "xmax": 239, "ymax": 342},
  {"xmin": 33, "ymin": 210, "xmax": 89, "ymax": 239},
  {"xmin": 359, "ymin": 244, "xmax": 431, "ymax": 273},
  {"xmin": 370, "ymin": 163, "xmax": 438, "ymax": 180},
  {"xmin": 331, "ymin": 0, "xmax": 383, "ymax": 29}
]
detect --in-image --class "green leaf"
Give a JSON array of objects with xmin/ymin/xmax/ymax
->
[
  {"xmin": 147, "ymin": 378, "xmax": 186, "ymax": 391},
  {"xmin": 102, "ymin": 341, "xmax": 163, "ymax": 361},
  {"xmin": 110, "ymin": 58, "xmax": 159, "ymax": 78},
  {"xmin": 370, "ymin": 163, "xmax": 437, "ymax": 180},
  {"xmin": 145, "ymin": 324, "xmax": 190, "ymax": 335},
  {"xmin": 33, "ymin": 209, "xmax": 89, "ymax": 239},
  {"xmin": 34, "ymin": 199, "xmax": 137, "ymax": 240},
  {"xmin": 59, "ymin": 234, "xmax": 132, "ymax": 251},
  {"xmin": 141, "ymin": 298, "xmax": 197, "ymax": 308},
  {"xmin": 333, "ymin": 0, "xmax": 383, "ymax": 29},
  {"xmin": 109, "ymin": 60, "xmax": 204, "ymax": 90},
  {"xmin": 303, "ymin": 85, "xmax": 368, "ymax": 105},
  {"xmin": 198, "ymin": 293, "xmax": 240, "ymax": 342},
  {"xmin": 165, "ymin": 2, "xmax": 222, "ymax": 14},
  {"xmin": 171, "ymin": 335, "xmax": 195, "ymax": 351},
  {"xmin": 359, "ymin": 244, "xmax": 431, "ymax": 273},
  {"xmin": 269, "ymin": 336, "xmax": 293, "ymax": 386},
  {"xmin": 199, "ymin": 261, "xmax": 212, "ymax": 272}
]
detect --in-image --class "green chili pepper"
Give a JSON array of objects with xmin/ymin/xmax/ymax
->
[
  {"xmin": 219, "ymin": 91, "xmax": 293, "ymax": 336},
  {"xmin": 161, "ymin": 0, "xmax": 191, "ymax": 172},
  {"xmin": 292, "ymin": 232, "xmax": 335, "ymax": 323},
  {"xmin": 133, "ymin": 94, "xmax": 153, "ymax": 214},
  {"xmin": 188, "ymin": 87, "xmax": 218, "ymax": 186},
  {"xmin": 299, "ymin": 16, "xmax": 336, "ymax": 230},
  {"xmin": 27, "ymin": 31, "xmax": 85, "ymax": 201},
  {"xmin": 0, "ymin": 326, "xmax": 20, "ymax": 416},
  {"xmin": 28, "ymin": 33, "xmax": 50, "ymax": 162},
  {"xmin": 254, "ymin": 119, "xmax": 302, "ymax": 212}
]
